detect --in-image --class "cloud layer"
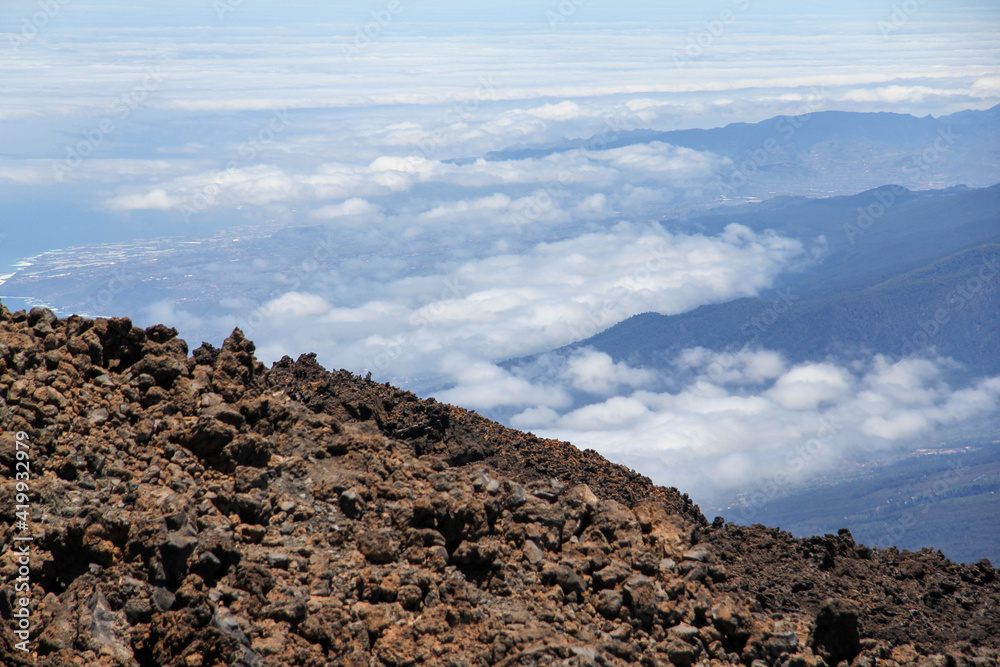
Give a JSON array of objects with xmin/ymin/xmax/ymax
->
[
  {"xmin": 491, "ymin": 348, "xmax": 1000, "ymax": 509},
  {"xmin": 217, "ymin": 222, "xmax": 806, "ymax": 381}
]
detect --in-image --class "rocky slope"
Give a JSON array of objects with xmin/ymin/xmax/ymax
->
[{"xmin": 0, "ymin": 304, "xmax": 997, "ymax": 667}]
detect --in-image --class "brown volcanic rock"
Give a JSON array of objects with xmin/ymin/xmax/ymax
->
[
  {"xmin": 704, "ymin": 524, "xmax": 1000, "ymax": 652},
  {"xmin": 809, "ymin": 597, "xmax": 862, "ymax": 664},
  {"xmin": 0, "ymin": 303, "xmax": 996, "ymax": 667}
]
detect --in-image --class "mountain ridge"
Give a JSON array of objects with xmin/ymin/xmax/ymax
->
[
  {"xmin": 563, "ymin": 239, "xmax": 1000, "ymax": 378},
  {"xmin": 512, "ymin": 182, "xmax": 1000, "ymax": 383},
  {"xmin": 476, "ymin": 104, "xmax": 1000, "ymax": 164}
]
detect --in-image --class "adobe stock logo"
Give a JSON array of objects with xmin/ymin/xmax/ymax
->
[
  {"xmin": 844, "ymin": 126, "xmax": 959, "ymax": 245},
  {"xmin": 878, "ymin": 0, "xmax": 926, "ymax": 39},
  {"xmin": 7, "ymin": 0, "xmax": 71, "ymax": 52},
  {"xmin": 672, "ymin": 0, "xmax": 751, "ymax": 70},
  {"xmin": 340, "ymin": 0, "xmax": 404, "ymax": 60},
  {"xmin": 900, "ymin": 254, "xmax": 1000, "ymax": 357},
  {"xmin": 842, "ymin": 184, "xmax": 908, "ymax": 245},
  {"xmin": 546, "ymin": 0, "xmax": 588, "ymax": 27},
  {"xmin": 53, "ymin": 68, "xmax": 164, "ymax": 180}
]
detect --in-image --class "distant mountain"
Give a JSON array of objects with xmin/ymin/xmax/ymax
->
[
  {"xmin": 546, "ymin": 184, "xmax": 1000, "ymax": 380},
  {"xmin": 466, "ymin": 105, "xmax": 1000, "ymax": 199},
  {"xmin": 484, "ymin": 106, "xmax": 1000, "ymax": 162},
  {"xmin": 575, "ymin": 241, "xmax": 1000, "ymax": 378},
  {"xmin": 675, "ymin": 183, "xmax": 1000, "ymax": 296},
  {"xmin": 508, "ymin": 183, "xmax": 1000, "ymax": 564}
]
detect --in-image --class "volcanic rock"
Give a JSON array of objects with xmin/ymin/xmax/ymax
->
[{"xmin": 0, "ymin": 302, "xmax": 997, "ymax": 666}]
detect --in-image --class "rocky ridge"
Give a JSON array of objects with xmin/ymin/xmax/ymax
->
[{"xmin": 0, "ymin": 304, "xmax": 997, "ymax": 667}]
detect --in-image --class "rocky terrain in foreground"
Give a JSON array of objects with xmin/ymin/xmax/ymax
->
[{"xmin": 0, "ymin": 303, "xmax": 998, "ymax": 667}]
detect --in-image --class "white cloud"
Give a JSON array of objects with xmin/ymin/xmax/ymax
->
[
  {"xmin": 310, "ymin": 197, "xmax": 381, "ymax": 220},
  {"xmin": 261, "ymin": 292, "xmax": 332, "ymax": 318},
  {"xmin": 417, "ymin": 193, "xmax": 516, "ymax": 222},
  {"xmin": 860, "ymin": 411, "xmax": 930, "ymax": 440},
  {"xmin": 101, "ymin": 141, "xmax": 730, "ymax": 218},
  {"xmin": 500, "ymin": 350, "xmax": 1000, "ymax": 508},
  {"xmin": 839, "ymin": 85, "xmax": 967, "ymax": 104},
  {"xmin": 574, "ymin": 193, "xmax": 608, "ymax": 216},
  {"xmin": 0, "ymin": 164, "xmax": 52, "ymax": 185},
  {"xmin": 436, "ymin": 354, "xmax": 572, "ymax": 411},
  {"xmin": 140, "ymin": 299, "xmax": 204, "ymax": 333},
  {"xmin": 766, "ymin": 363, "xmax": 854, "ymax": 410},
  {"xmin": 676, "ymin": 347, "xmax": 787, "ymax": 385},
  {"xmin": 219, "ymin": 223, "xmax": 806, "ymax": 394},
  {"xmin": 524, "ymin": 101, "xmax": 583, "ymax": 121},
  {"xmin": 563, "ymin": 349, "xmax": 656, "ymax": 395},
  {"xmin": 107, "ymin": 188, "xmax": 179, "ymax": 211},
  {"xmin": 971, "ymin": 77, "xmax": 1000, "ymax": 95},
  {"xmin": 0, "ymin": 159, "xmax": 182, "ymax": 186}
]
